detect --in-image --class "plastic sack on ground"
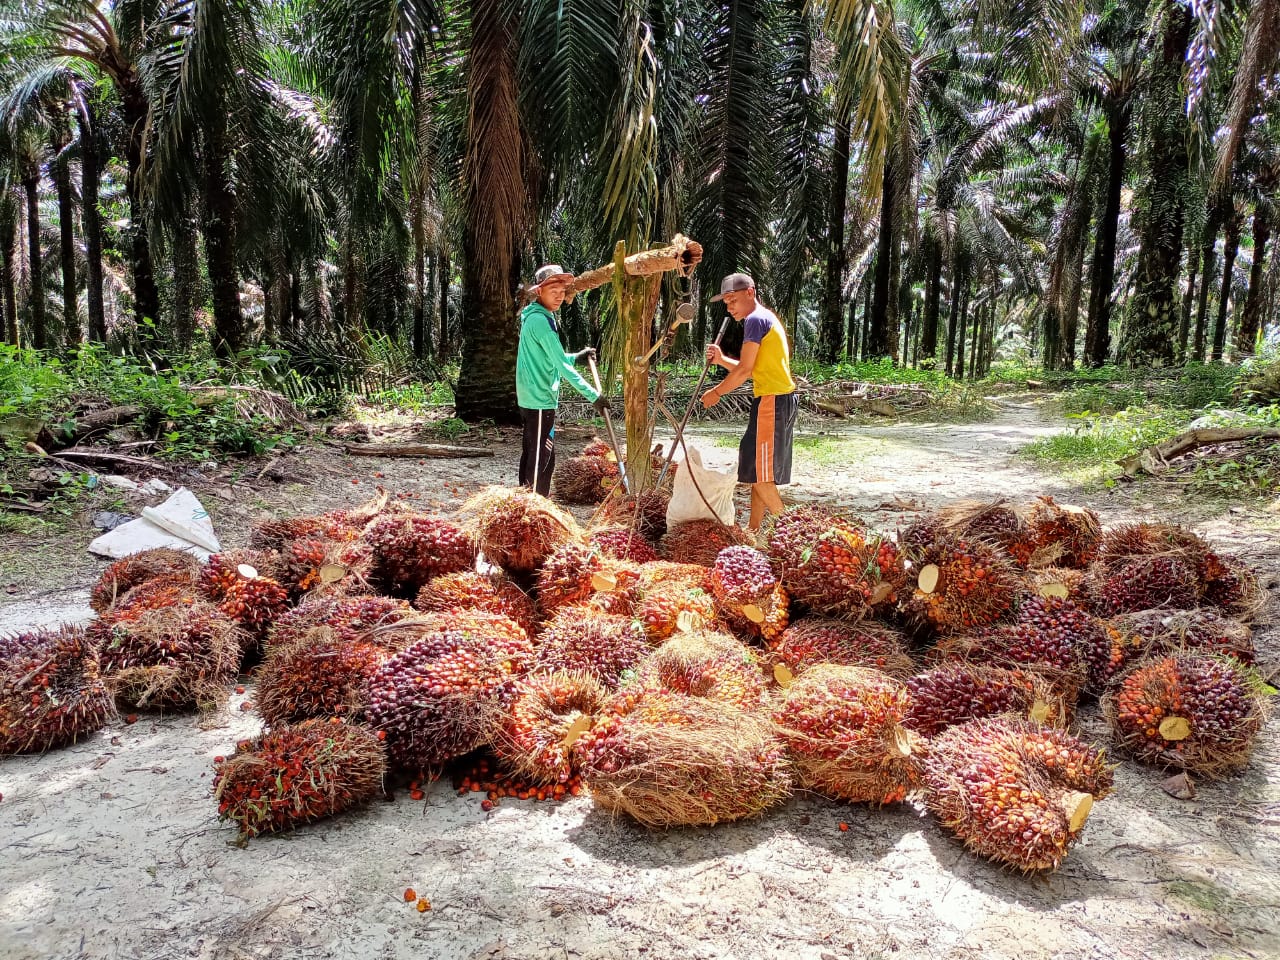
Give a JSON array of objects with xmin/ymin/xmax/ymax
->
[{"xmin": 666, "ymin": 445, "xmax": 737, "ymax": 527}]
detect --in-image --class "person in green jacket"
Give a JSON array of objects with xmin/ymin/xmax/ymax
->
[{"xmin": 516, "ymin": 264, "xmax": 609, "ymax": 497}]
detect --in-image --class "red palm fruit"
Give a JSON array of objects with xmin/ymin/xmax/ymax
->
[
  {"xmin": 1199, "ymin": 553, "xmax": 1265, "ymax": 623},
  {"xmin": 1027, "ymin": 496, "xmax": 1102, "ymax": 569},
  {"xmin": 365, "ymin": 513, "xmax": 477, "ymax": 596},
  {"xmin": 719, "ymin": 583, "xmax": 791, "ymax": 644},
  {"xmin": 573, "ymin": 690, "xmax": 792, "ymax": 827},
  {"xmin": 257, "ymin": 629, "xmax": 403, "ymax": 727},
  {"xmin": 659, "ymin": 518, "xmax": 756, "ymax": 567},
  {"xmin": 1103, "ymin": 653, "xmax": 1265, "ymax": 779},
  {"xmin": 922, "ymin": 717, "xmax": 1113, "ymax": 871},
  {"xmin": 98, "ymin": 603, "xmax": 245, "ymax": 711},
  {"xmin": 90, "ymin": 548, "xmax": 202, "ymax": 614},
  {"xmin": 365, "ymin": 616, "xmax": 534, "ymax": 771},
  {"xmin": 772, "ymin": 664, "xmax": 922, "ymax": 805},
  {"xmin": 268, "ymin": 595, "xmax": 411, "ymax": 651},
  {"xmin": 587, "ymin": 527, "xmax": 659, "ymax": 563},
  {"xmin": 415, "ymin": 571, "xmax": 537, "ymax": 635},
  {"xmin": 1, "ymin": 626, "xmax": 115, "ymax": 754},
  {"xmin": 493, "ymin": 672, "xmax": 607, "ymax": 784},
  {"xmin": 598, "ymin": 489, "xmax": 670, "ymax": 542},
  {"xmin": 1092, "ymin": 555, "xmax": 1199, "ymax": 616},
  {"xmin": 901, "ymin": 534, "xmax": 1023, "ymax": 634},
  {"xmin": 768, "ymin": 618, "xmax": 915, "ymax": 679},
  {"xmin": 634, "ymin": 579, "xmax": 717, "ymax": 643},
  {"xmin": 635, "ymin": 630, "xmax": 770, "ymax": 709},
  {"xmin": 581, "ymin": 439, "xmax": 613, "ymax": 459},
  {"xmin": 788, "ymin": 526, "xmax": 906, "ymax": 617},
  {"xmin": 536, "ymin": 542, "xmax": 621, "ymax": 617},
  {"xmin": 764, "ymin": 504, "xmax": 858, "ymax": 572},
  {"xmin": 534, "ymin": 610, "xmax": 649, "ymax": 689},
  {"xmin": 213, "ymin": 720, "xmax": 386, "ymax": 837},
  {"xmin": 905, "ymin": 663, "xmax": 1070, "ymax": 737},
  {"xmin": 710, "ymin": 546, "xmax": 776, "ymax": 610},
  {"xmin": 461, "ymin": 486, "xmax": 581, "ymax": 575}
]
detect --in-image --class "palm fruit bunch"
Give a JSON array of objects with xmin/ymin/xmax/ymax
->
[
  {"xmin": 461, "ymin": 486, "xmax": 581, "ymax": 575},
  {"xmin": 767, "ymin": 618, "xmax": 916, "ymax": 680},
  {"xmin": 1089, "ymin": 555, "xmax": 1199, "ymax": 617},
  {"xmin": 905, "ymin": 663, "xmax": 1069, "ymax": 737},
  {"xmin": 1095, "ymin": 522, "xmax": 1208, "ymax": 569},
  {"xmin": 573, "ymin": 690, "xmax": 792, "ymax": 827},
  {"xmin": 1103, "ymin": 609, "xmax": 1255, "ymax": 681},
  {"xmin": 936, "ymin": 500, "xmax": 1037, "ymax": 568},
  {"xmin": 90, "ymin": 548, "xmax": 202, "ymax": 614},
  {"xmin": 533, "ymin": 610, "xmax": 650, "ymax": 689},
  {"xmin": 257, "ymin": 628, "xmax": 403, "ymax": 727},
  {"xmin": 931, "ymin": 595, "xmax": 1103, "ymax": 696},
  {"xmin": 273, "ymin": 532, "xmax": 374, "ymax": 601},
  {"xmin": 213, "ymin": 719, "xmax": 386, "ymax": 838},
  {"xmin": 365, "ymin": 513, "xmax": 477, "ymax": 596},
  {"xmin": 493, "ymin": 671, "xmax": 606, "ymax": 785},
  {"xmin": 365, "ymin": 615, "xmax": 534, "ymax": 772},
  {"xmin": 586, "ymin": 527, "xmax": 659, "ymax": 563},
  {"xmin": 718, "ymin": 584, "xmax": 791, "ymax": 644},
  {"xmin": 659, "ymin": 519, "xmax": 755, "ymax": 567},
  {"xmin": 215, "ymin": 568, "xmax": 290, "ymax": 641},
  {"xmin": 268, "ymin": 594, "xmax": 412, "ymax": 651},
  {"xmin": 581, "ymin": 438, "xmax": 613, "ymax": 459},
  {"xmin": 197, "ymin": 549, "xmax": 279, "ymax": 602},
  {"xmin": 790, "ymin": 526, "xmax": 906, "ymax": 617},
  {"xmin": 1027, "ymin": 496, "xmax": 1102, "ymax": 569},
  {"xmin": 709, "ymin": 546, "xmax": 776, "ymax": 619},
  {"xmin": 772, "ymin": 664, "xmax": 922, "ymax": 804},
  {"xmin": 415, "ymin": 571, "xmax": 537, "ymax": 636},
  {"xmin": 98, "ymin": 603, "xmax": 245, "ymax": 710},
  {"xmin": 764, "ymin": 504, "xmax": 854, "ymax": 570},
  {"xmin": 922, "ymin": 717, "xmax": 1113, "ymax": 871},
  {"xmin": 554, "ymin": 454, "xmax": 620, "ymax": 505},
  {"xmin": 634, "ymin": 630, "xmax": 770, "ymax": 709},
  {"xmin": 1103, "ymin": 653, "xmax": 1266, "ymax": 778},
  {"xmin": 1, "ymin": 626, "xmax": 115, "ymax": 754},
  {"xmin": 1199, "ymin": 552, "xmax": 1265, "ymax": 622},
  {"xmin": 598, "ymin": 489, "xmax": 670, "ymax": 542},
  {"xmin": 535, "ymin": 542, "xmax": 626, "ymax": 617},
  {"xmin": 632, "ymin": 568, "xmax": 717, "ymax": 642},
  {"xmin": 106, "ymin": 570, "xmax": 202, "ymax": 621},
  {"xmin": 900, "ymin": 534, "xmax": 1023, "ymax": 635},
  {"xmin": 248, "ymin": 511, "xmax": 362, "ymax": 551}
]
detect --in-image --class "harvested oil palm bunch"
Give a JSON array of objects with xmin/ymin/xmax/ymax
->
[
  {"xmin": 533, "ymin": 610, "xmax": 650, "ymax": 689},
  {"xmin": 0, "ymin": 626, "xmax": 115, "ymax": 754},
  {"xmin": 905, "ymin": 663, "xmax": 1070, "ymax": 737},
  {"xmin": 90, "ymin": 548, "xmax": 201, "ymax": 614},
  {"xmin": 634, "ymin": 630, "xmax": 770, "ymax": 709},
  {"xmin": 366, "ymin": 513, "xmax": 477, "ymax": 596},
  {"xmin": 1027, "ymin": 496, "xmax": 1102, "ymax": 569},
  {"xmin": 492, "ymin": 672, "xmax": 606, "ymax": 785},
  {"xmin": 767, "ymin": 618, "xmax": 915, "ymax": 680},
  {"xmin": 659, "ymin": 518, "xmax": 756, "ymax": 567},
  {"xmin": 461, "ymin": 486, "xmax": 582, "ymax": 575},
  {"xmin": 415, "ymin": 571, "xmax": 537, "ymax": 636}
]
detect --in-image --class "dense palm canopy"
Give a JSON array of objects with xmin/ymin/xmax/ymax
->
[{"xmin": 0, "ymin": 0, "xmax": 1276, "ymax": 417}]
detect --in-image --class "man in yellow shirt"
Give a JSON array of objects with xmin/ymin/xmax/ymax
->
[{"xmin": 701, "ymin": 272, "xmax": 797, "ymax": 531}]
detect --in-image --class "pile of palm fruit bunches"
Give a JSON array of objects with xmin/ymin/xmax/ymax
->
[{"xmin": 1, "ymin": 455, "xmax": 1271, "ymax": 873}]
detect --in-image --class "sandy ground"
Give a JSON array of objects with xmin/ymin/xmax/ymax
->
[{"xmin": 2, "ymin": 400, "xmax": 1278, "ymax": 960}]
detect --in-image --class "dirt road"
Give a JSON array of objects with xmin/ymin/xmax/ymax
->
[{"xmin": 2, "ymin": 406, "xmax": 1277, "ymax": 960}]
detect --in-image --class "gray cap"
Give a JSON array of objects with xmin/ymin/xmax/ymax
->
[
  {"xmin": 533, "ymin": 264, "xmax": 574, "ymax": 287},
  {"xmin": 710, "ymin": 272, "xmax": 755, "ymax": 302}
]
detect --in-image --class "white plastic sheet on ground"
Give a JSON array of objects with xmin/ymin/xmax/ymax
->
[
  {"xmin": 87, "ymin": 487, "xmax": 219, "ymax": 560},
  {"xmin": 666, "ymin": 444, "xmax": 737, "ymax": 527}
]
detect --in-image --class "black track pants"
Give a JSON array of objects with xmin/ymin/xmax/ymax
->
[{"xmin": 519, "ymin": 407, "xmax": 556, "ymax": 497}]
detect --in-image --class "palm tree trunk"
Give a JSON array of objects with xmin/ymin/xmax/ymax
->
[
  {"xmin": 819, "ymin": 106, "xmax": 852, "ymax": 363},
  {"xmin": 945, "ymin": 250, "xmax": 967, "ymax": 376},
  {"xmin": 202, "ymin": 111, "xmax": 245, "ymax": 359},
  {"xmin": 456, "ymin": 0, "xmax": 525, "ymax": 423},
  {"xmin": 1120, "ymin": 1, "xmax": 1192, "ymax": 365},
  {"xmin": 1178, "ymin": 237, "xmax": 1198, "ymax": 362},
  {"xmin": 21, "ymin": 171, "xmax": 45, "ymax": 350},
  {"xmin": 845, "ymin": 294, "xmax": 857, "ymax": 360},
  {"xmin": 1235, "ymin": 209, "xmax": 1271, "ymax": 356},
  {"xmin": 437, "ymin": 246, "xmax": 452, "ymax": 361},
  {"xmin": 1193, "ymin": 210, "xmax": 1221, "ymax": 362},
  {"xmin": 52, "ymin": 124, "xmax": 78, "ymax": 346},
  {"xmin": 121, "ymin": 87, "xmax": 161, "ymax": 335},
  {"xmin": 172, "ymin": 213, "xmax": 199, "ymax": 350},
  {"xmin": 954, "ymin": 276, "xmax": 969, "ymax": 380},
  {"xmin": 1, "ymin": 207, "xmax": 17, "ymax": 345},
  {"xmin": 867, "ymin": 166, "xmax": 896, "ymax": 360},
  {"xmin": 921, "ymin": 234, "xmax": 942, "ymax": 360},
  {"xmin": 1212, "ymin": 208, "xmax": 1241, "ymax": 361},
  {"xmin": 1083, "ymin": 103, "xmax": 1130, "ymax": 367},
  {"xmin": 76, "ymin": 97, "xmax": 106, "ymax": 343}
]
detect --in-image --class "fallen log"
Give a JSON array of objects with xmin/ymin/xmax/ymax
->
[
  {"xmin": 565, "ymin": 235, "xmax": 703, "ymax": 301},
  {"xmin": 1120, "ymin": 426, "xmax": 1280, "ymax": 477},
  {"xmin": 344, "ymin": 443, "xmax": 494, "ymax": 458},
  {"xmin": 54, "ymin": 448, "xmax": 161, "ymax": 469}
]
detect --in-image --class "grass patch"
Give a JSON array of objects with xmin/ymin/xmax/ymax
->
[{"xmin": 1020, "ymin": 408, "xmax": 1192, "ymax": 485}]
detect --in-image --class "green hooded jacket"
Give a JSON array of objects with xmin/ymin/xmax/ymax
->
[{"xmin": 515, "ymin": 302, "xmax": 598, "ymax": 410}]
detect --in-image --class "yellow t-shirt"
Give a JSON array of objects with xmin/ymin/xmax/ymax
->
[{"xmin": 743, "ymin": 307, "xmax": 796, "ymax": 397}]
